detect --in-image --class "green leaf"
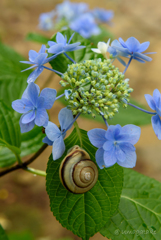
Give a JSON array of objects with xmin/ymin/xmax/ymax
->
[
  {"xmin": 46, "ymin": 128, "xmax": 123, "ymax": 240},
  {"xmin": 0, "ymin": 100, "xmax": 21, "ymax": 153},
  {"xmin": 49, "ymin": 28, "xmax": 97, "ymax": 74},
  {"xmin": 25, "ymin": 32, "xmax": 50, "ymax": 44},
  {"xmin": 100, "ymin": 169, "xmax": 161, "ymax": 239},
  {"xmin": 8, "ymin": 231, "xmax": 34, "ymax": 240},
  {"xmin": 0, "ymin": 225, "xmax": 9, "ymax": 240},
  {"xmin": 0, "ymin": 42, "xmax": 30, "ymax": 109},
  {"xmin": 0, "ymin": 126, "xmax": 44, "ymax": 168}
]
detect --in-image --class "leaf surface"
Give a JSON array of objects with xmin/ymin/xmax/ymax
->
[
  {"xmin": 46, "ymin": 128, "xmax": 123, "ymax": 240},
  {"xmin": 100, "ymin": 169, "xmax": 161, "ymax": 239}
]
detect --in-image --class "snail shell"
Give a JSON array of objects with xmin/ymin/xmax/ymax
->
[{"xmin": 59, "ymin": 145, "xmax": 98, "ymax": 194}]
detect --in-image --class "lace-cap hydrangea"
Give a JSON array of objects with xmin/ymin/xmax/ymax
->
[{"xmin": 60, "ymin": 58, "xmax": 133, "ymax": 119}]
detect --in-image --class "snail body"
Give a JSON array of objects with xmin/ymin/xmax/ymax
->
[{"xmin": 59, "ymin": 145, "xmax": 98, "ymax": 194}]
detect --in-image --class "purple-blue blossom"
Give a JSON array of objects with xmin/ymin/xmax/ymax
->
[
  {"xmin": 12, "ymin": 82, "xmax": 56, "ymax": 133},
  {"xmin": 145, "ymin": 89, "xmax": 161, "ymax": 140},
  {"xmin": 43, "ymin": 108, "xmax": 74, "ymax": 160},
  {"xmin": 69, "ymin": 13, "xmax": 100, "ymax": 38},
  {"xmin": 20, "ymin": 45, "xmax": 62, "ymax": 83},
  {"xmin": 47, "ymin": 32, "xmax": 85, "ymax": 55},
  {"xmin": 38, "ymin": 10, "xmax": 55, "ymax": 31},
  {"xmin": 56, "ymin": 0, "xmax": 88, "ymax": 22},
  {"xmin": 112, "ymin": 37, "xmax": 154, "ymax": 63},
  {"xmin": 92, "ymin": 8, "xmax": 114, "ymax": 24},
  {"xmin": 88, "ymin": 124, "xmax": 141, "ymax": 169}
]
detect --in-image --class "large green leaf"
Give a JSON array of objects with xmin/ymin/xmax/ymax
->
[
  {"xmin": 25, "ymin": 32, "xmax": 50, "ymax": 44},
  {"xmin": 0, "ymin": 126, "xmax": 44, "ymax": 168},
  {"xmin": 100, "ymin": 169, "xmax": 161, "ymax": 239},
  {"xmin": 0, "ymin": 42, "xmax": 30, "ymax": 109},
  {"xmin": 46, "ymin": 128, "xmax": 123, "ymax": 240},
  {"xmin": 49, "ymin": 28, "xmax": 97, "ymax": 74},
  {"xmin": 0, "ymin": 101, "xmax": 21, "ymax": 148},
  {"xmin": 0, "ymin": 225, "xmax": 9, "ymax": 240}
]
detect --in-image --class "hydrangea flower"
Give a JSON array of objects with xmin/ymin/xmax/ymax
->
[
  {"xmin": 47, "ymin": 32, "xmax": 85, "ymax": 55},
  {"xmin": 91, "ymin": 39, "xmax": 110, "ymax": 58},
  {"xmin": 12, "ymin": 82, "xmax": 56, "ymax": 133},
  {"xmin": 56, "ymin": 0, "xmax": 88, "ymax": 22},
  {"xmin": 20, "ymin": 45, "xmax": 61, "ymax": 83},
  {"xmin": 112, "ymin": 37, "xmax": 154, "ymax": 63},
  {"xmin": 92, "ymin": 8, "xmax": 114, "ymax": 23},
  {"xmin": 88, "ymin": 124, "xmax": 141, "ymax": 169},
  {"xmin": 38, "ymin": 10, "xmax": 55, "ymax": 31},
  {"xmin": 145, "ymin": 89, "xmax": 161, "ymax": 139},
  {"xmin": 69, "ymin": 13, "xmax": 100, "ymax": 38},
  {"xmin": 108, "ymin": 39, "xmax": 129, "ymax": 66},
  {"xmin": 43, "ymin": 108, "xmax": 74, "ymax": 160}
]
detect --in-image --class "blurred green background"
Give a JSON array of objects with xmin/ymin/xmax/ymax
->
[{"xmin": 0, "ymin": 0, "xmax": 161, "ymax": 239}]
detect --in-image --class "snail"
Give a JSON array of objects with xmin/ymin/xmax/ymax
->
[{"xmin": 59, "ymin": 145, "xmax": 98, "ymax": 194}]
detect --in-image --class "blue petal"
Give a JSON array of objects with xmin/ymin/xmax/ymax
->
[
  {"xmin": 29, "ymin": 50, "xmax": 38, "ymax": 62},
  {"xmin": 39, "ymin": 44, "xmax": 46, "ymax": 54},
  {"xmin": 12, "ymin": 98, "xmax": 33, "ymax": 113},
  {"xmin": 138, "ymin": 42, "xmax": 150, "ymax": 53},
  {"xmin": 153, "ymin": 89, "xmax": 160, "ymax": 107},
  {"xmin": 56, "ymin": 32, "xmax": 66, "ymax": 45},
  {"xmin": 144, "ymin": 94, "xmax": 156, "ymax": 110},
  {"xmin": 45, "ymin": 121, "xmax": 61, "ymax": 141},
  {"xmin": 40, "ymin": 88, "xmax": 57, "ymax": 109},
  {"xmin": 36, "ymin": 97, "xmax": 44, "ymax": 109},
  {"xmin": 27, "ymin": 82, "xmax": 39, "ymax": 106},
  {"xmin": 115, "ymin": 145, "xmax": 126, "ymax": 162},
  {"xmin": 103, "ymin": 141, "xmax": 114, "ymax": 151},
  {"xmin": 132, "ymin": 57, "xmax": 145, "ymax": 63},
  {"xmin": 20, "ymin": 116, "xmax": 35, "ymax": 133},
  {"xmin": 104, "ymin": 149, "xmax": 117, "ymax": 167},
  {"xmin": 119, "ymin": 142, "xmax": 136, "ymax": 152},
  {"xmin": 22, "ymin": 83, "xmax": 40, "ymax": 99},
  {"xmin": 21, "ymin": 110, "xmax": 35, "ymax": 124},
  {"xmin": 105, "ymin": 124, "xmax": 121, "ymax": 141},
  {"xmin": 20, "ymin": 61, "xmax": 34, "ymax": 65},
  {"xmin": 42, "ymin": 136, "xmax": 53, "ymax": 146},
  {"xmin": 87, "ymin": 128, "xmax": 107, "ymax": 148},
  {"xmin": 48, "ymin": 41, "xmax": 56, "ymax": 47},
  {"xmin": 95, "ymin": 148, "xmax": 105, "ymax": 169},
  {"xmin": 48, "ymin": 43, "xmax": 64, "ymax": 54},
  {"xmin": 117, "ymin": 150, "xmax": 136, "ymax": 168},
  {"xmin": 27, "ymin": 67, "xmax": 44, "ymax": 83},
  {"xmin": 125, "ymin": 37, "xmax": 140, "ymax": 52},
  {"xmin": 63, "ymin": 42, "xmax": 81, "ymax": 52},
  {"xmin": 58, "ymin": 107, "xmax": 73, "ymax": 131},
  {"xmin": 119, "ymin": 125, "xmax": 141, "ymax": 145},
  {"xmin": 151, "ymin": 114, "xmax": 161, "ymax": 140},
  {"xmin": 133, "ymin": 52, "xmax": 152, "ymax": 62},
  {"xmin": 35, "ymin": 108, "xmax": 48, "ymax": 127},
  {"xmin": 68, "ymin": 32, "xmax": 75, "ymax": 44},
  {"xmin": 21, "ymin": 65, "xmax": 36, "ymax": 72},
  {"xmin": 117, "ymin": 56, "xmax": 127, "ymax": 66},
  {"xmin": 34, "ymin": 53, "xmax": 48, "ymax": 65},
  {"xmin": 52, "ymin": 135, "xmax": 65, "ymax": 160},
  {"xmin": 118, "ymin": 37, "xmax": 127, "ymax": 48}
]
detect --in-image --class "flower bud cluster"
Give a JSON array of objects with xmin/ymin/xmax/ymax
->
[{"xmin": 60, "ymin": 58, "xmax": 133, "ymax": 119}]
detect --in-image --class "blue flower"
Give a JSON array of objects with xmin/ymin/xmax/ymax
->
[
  {"xmin": 92, "ymin": 8, "xmax": 114, "ymax": 23},
  {"xmin": 69, "ymin": 13, "xmax": 100, "ymax": 38},
  {"xmin": 20, "ymin": 45, "xmax": 61, "ymax": 83},
  {"xmin": 145, "ymin": 89, "xmax": 161, "ymax": 139},
  {"xmin": 112, "ymin": 37, "xmax": 154, "ymax": 63},
  {"xmin": 108, "ymin": 39, "xmax": 129, "ymax": 66},
  {"xmin": 43, "ymin": 108, "xmax": 74, "ymax": 160},
  {"xmin": 38, "ymin": 10, "xmax": 55, "ymax": 31},
  {"xmin": 47, "ymin": 32, "xmax": 85, "ymax": 55},
  {"xmin": 12, "ymin": 82, "xmax": 57, "ymax": 133},
  {"xmin": 56, "ymin": 0, "xmax": 88, "ymax": 22},
  {"xmin": 88, "ymin": 124, "xmax": 141, "ymax": 169}
]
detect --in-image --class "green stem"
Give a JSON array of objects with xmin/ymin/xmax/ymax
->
[
  {"xmin": 15, "ymin": 153, "xmax": 23, "ymax": 165},
  {"xmin": 74, "ymin": 121, "xmax": 83, "ymax": 147},
  {"xmin": 24, "ymin": 167, "xmax": 46, "ymax": 177}
]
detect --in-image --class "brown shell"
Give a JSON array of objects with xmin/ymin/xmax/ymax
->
[{"xmin": 59, "ymin": 145, "xmax": 98, "ymax": 194}]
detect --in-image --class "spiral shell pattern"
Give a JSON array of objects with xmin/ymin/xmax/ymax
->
[{"xmin": 59, "ymin": 145, "xmax": 98, "ymax": 194}]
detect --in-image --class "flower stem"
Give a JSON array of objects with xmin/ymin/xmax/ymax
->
[
  {"xmin": 55, "ymin": 93, "xmax": 65, "ymax": 100},
  {"xmin": 74, "ymin": 121, "xmax": 83, "ymax": 147},
  {"xmin": 123, "ymin": 56, "xmax": 133, "ymax": 74},
  {"xmin": 63, "ymin": 53, "xmax": 76, "ymax": 63},
  {"xmin": 43, "ymin": 66, "xmax": 63, "ymax": 76},
  {"xmin": 126, "ymin": 101, "xmax": 156, "ymax": 115},
  {"xmin": 63, "ymin": 112, "xmax": 81, "ymax": 135},
  {"xmin": 101, "ymin": 115, "xmax": 109, "ymax": 128},
  {"xmin": 24, "ymin": 167, "xmax": 46, "ymax": 177}
]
